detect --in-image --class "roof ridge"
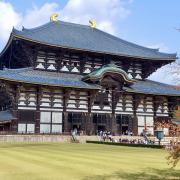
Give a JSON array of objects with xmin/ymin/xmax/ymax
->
[{"xmin": 17, "ymin": 20, "xmax": 90, "ymax": 34}]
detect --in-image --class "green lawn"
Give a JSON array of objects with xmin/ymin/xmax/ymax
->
[{"xmin": 0, "ymin": 143, "xmax": 179, "ymax": 180}]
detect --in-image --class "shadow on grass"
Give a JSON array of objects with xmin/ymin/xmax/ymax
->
[{"xmin": 83, "ymin": 168, "xmax": 180, "ymax": 180}]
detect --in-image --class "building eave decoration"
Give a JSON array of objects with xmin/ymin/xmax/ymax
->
[
  {"xmin": 50, "ymin": 13, "xmax": 59, "ymax": 22},
  {"xmin": 89, "ymin": 20, "xmax": 96, "ymax": 28},
  {"xmin": 82, "ymin": 64, "xmax": 135, "ymax": 85}
]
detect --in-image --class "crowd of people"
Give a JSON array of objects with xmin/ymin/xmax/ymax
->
[
  {"xmin": 96, "ymin": 130, "xmax": 153, "ymax": 144},
  {"xmin": 118, "ymin": 138, "xmax": 155, "ymax": 144},
  {"xmin": 97, "ymin": 130, "xmax": 114, "ymax": 142}
]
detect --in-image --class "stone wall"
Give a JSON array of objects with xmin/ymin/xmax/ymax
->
[
  {"xmin": 0, "ymin": 135, "xmax": 179, "ymax": 144},
  {"xmin": 0, "ymin": 135, "xmax": 71, "ymax": 143}
]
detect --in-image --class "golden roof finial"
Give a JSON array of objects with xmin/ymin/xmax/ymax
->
[
  {"xmin": 89, "ymin": 20, "xmax": 96, "ymax": 28},
  {"xmin": 50, "ymin": 13, "xmax": 59, "ymax": 22}
]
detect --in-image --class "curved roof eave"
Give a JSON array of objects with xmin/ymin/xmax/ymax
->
[
  {"xmin": 125, "ymin": 88, "xmax": 180, "ymax": 97},
  {"xmin": 0, "ymin": 33, "xmax": 14, "ymax": 58},
  {"xmin": 0, "ymin": 76, "xmax": 101, "ymax": 90},
  {"xmin": 9, "ymin": 33, "xmax": 177, "ymax": 62},
  {"xmin": 83, "ymin": 68, "xmax": 135, "ymax": 84}
]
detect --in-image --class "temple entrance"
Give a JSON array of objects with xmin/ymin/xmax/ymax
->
[{"xmin": 116, "ymin": 114, "xmax": 132, "ymax": 135}]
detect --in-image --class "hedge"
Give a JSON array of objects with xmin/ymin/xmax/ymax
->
[{"xmin": 86, "ymin": 141, "xmax": 164, "ymax": 149}]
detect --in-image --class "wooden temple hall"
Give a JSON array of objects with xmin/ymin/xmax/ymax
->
[{"xmin": 0, "ymin": 15, "xmax": 179, "ymax": 135}]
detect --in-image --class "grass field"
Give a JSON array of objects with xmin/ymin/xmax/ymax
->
[{"xmin": 0, "ymin": 143, "xmax": 179, "ymax": 180}]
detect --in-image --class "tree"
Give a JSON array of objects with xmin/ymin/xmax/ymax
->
[
  {"xmin": 167, "ymin": 141, "xmax": 180, "ymax": 168},
  {"xmin": 167, "ymin": 29, "xmax": 180, "ymax": 167}
]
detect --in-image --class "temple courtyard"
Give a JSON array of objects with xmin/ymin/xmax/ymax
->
[{"xmin": 0, "ymin": 143, "xmax": 179, "ymax": 180}]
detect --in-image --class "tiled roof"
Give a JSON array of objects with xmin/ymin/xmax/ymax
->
[
  {"xmin": 0, "ymin": 68, "xmax": 100, "ymax": 89},
  {"xmin": 0, "ymin": 68, "xmax": 179, "ymax": 96},
  {"xmin": 11, "ymin": 20, "xmax": 176, "ymax": 60},
  {"xmin": 125, "ymin": 80, "xmax": 180, "ymax": 96},
  {"xmin": 0, "ymin": 111, "xmax": 14, "ymax": 122}
]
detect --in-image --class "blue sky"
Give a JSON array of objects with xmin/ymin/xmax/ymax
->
[{"xmin": 0, "ymin": 0, "xmax": 179, "ymax": 84}]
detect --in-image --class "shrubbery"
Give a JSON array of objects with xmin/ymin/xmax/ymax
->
[{"xmin": 86, "ymin": 140, "xmax": 164, "ymax": 149}]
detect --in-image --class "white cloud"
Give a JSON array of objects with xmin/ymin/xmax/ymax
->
[
  {"xmin": 0, "ymin": 0, "xmax": 132, "ymax": 50},
  {"xmin": 148, "ymin": 59, "xmax": 180, "ymax": 85},
  {"xmin": 0, "ymin": 2, "xmax": 60, "ymax": 50},
  {"xmin": 148, "ymin": 64, "xmax": 174, "ymax": 85},
  {"xmin": 22, "ymin": 3, "xmax": 59, "ymax": 28},
  {"xmin": 0, "ymin": 1, "xmax": 21, "ymax": 42},
  {"xmin": 61, "ymin": 0, "xmax": 131, "ymax": 34},
  {"xmin": 147, "ymin": 43, "xmax": 178, "ymax": 85}
]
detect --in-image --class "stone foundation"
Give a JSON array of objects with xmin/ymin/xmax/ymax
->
[{"xmin": 0, "ymin": 135, "xmax": 179, "ymax": 145}]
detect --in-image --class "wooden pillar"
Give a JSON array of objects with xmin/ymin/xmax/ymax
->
[
  {"xmin": 11, "ymin": 84, "xmax": 20, "ymax": 133},
  {"xmin": 86, "ymin": 113, "xmax": 94, "ymax": 135},
  {"xmin": 128, "ymin": 115, "xmax": 133, "ymax": 133},
  {"xmin": 153, "ymin": 96, "xmax": 157, "ymax": 129},
  {"xmin": 63, "ymin": 89, "xmax": 71, "ymax": 134},
  {"xmin": 132, "ymin": 95, "xmax": 140, "ymax": 136},
  {"xmin": 86, "ymin": 91, "xmax": 97, "ymax": 135},
  {"xmin": 111, "ymin": 114, "xmax": 117, "ymax": 135},
  {"xmin": 111, "ymin": 89, "xmax": 118, "ymax": 135},
  {"xmin": 35, "ymin": 86, "xmax": 41, "ymax": 134},
  {"xmin": 63, "ymin": 112, "xmax": 69, "ymax": 134}
]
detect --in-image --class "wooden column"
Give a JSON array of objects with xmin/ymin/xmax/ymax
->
[
  {"xmin": 85, "ymin": 113, "xmax": 93, "ymax": 135},
  {"xmin": 63, "ymin": 112, "xmax": 69, "ymax": 134},
  {"xmin": 111, "ymin": 89, "xmax": 118, "ymax": 135},
  {"xmin": 63, "ymin": 89, "xmax": 71, "ymax": 133},
  {"xmin": 86, "ymin": 90, "xmax": 97, "ymax": 135},
  {"xmin": 11, "ymin": 84, "xmax": 20, "ymax": 133},
  {"xmin": 132, "ymin": 95, "xmax": 141, "ymax": 135},
  {"xmin": 35, "ymin": 86, "xmax": 41, "ymax": 134}
]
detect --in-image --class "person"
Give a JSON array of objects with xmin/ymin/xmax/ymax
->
[
  {"xmin": 74, "ymin": 128, "xmax": 77, "ymax": 136},
  {"xmin": 130, "ymin": 131, "xmax": 133, "ymax": 136},
  {"xmin": 103, "ymin": 132, "xmax": 106, "ymax": 141},
  {"xmin": 108, "ymin": 133, "xmax": 112, "ymax": 142},
  {"xmin": 71, "ymin": 129, "xmax": 77, "ymax": 142}
]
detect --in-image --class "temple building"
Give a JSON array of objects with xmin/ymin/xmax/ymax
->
[{"xmin": 0, "ymin": 16, "xmax": 179, "ymax": 135}]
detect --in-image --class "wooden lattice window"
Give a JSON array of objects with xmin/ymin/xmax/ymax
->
[
  {"xmin": 93, "ymin": 114, "xmax": 107, "ymax": 124},
  {"xmin": 18, "ymin": 110, "xmax": 36, "ymax": 123},
  {"xmin": 68, "ymin": 113, "xmax": 82, "ymax": 124}
]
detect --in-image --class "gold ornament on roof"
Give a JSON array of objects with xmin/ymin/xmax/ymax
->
[
  {"xmin": 89, "ymin": 20, "xmax": 96, "ymax": 28},
  {"xmin": 50, "ymin": 13, "xmax": 59, "ymax": 22}
]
